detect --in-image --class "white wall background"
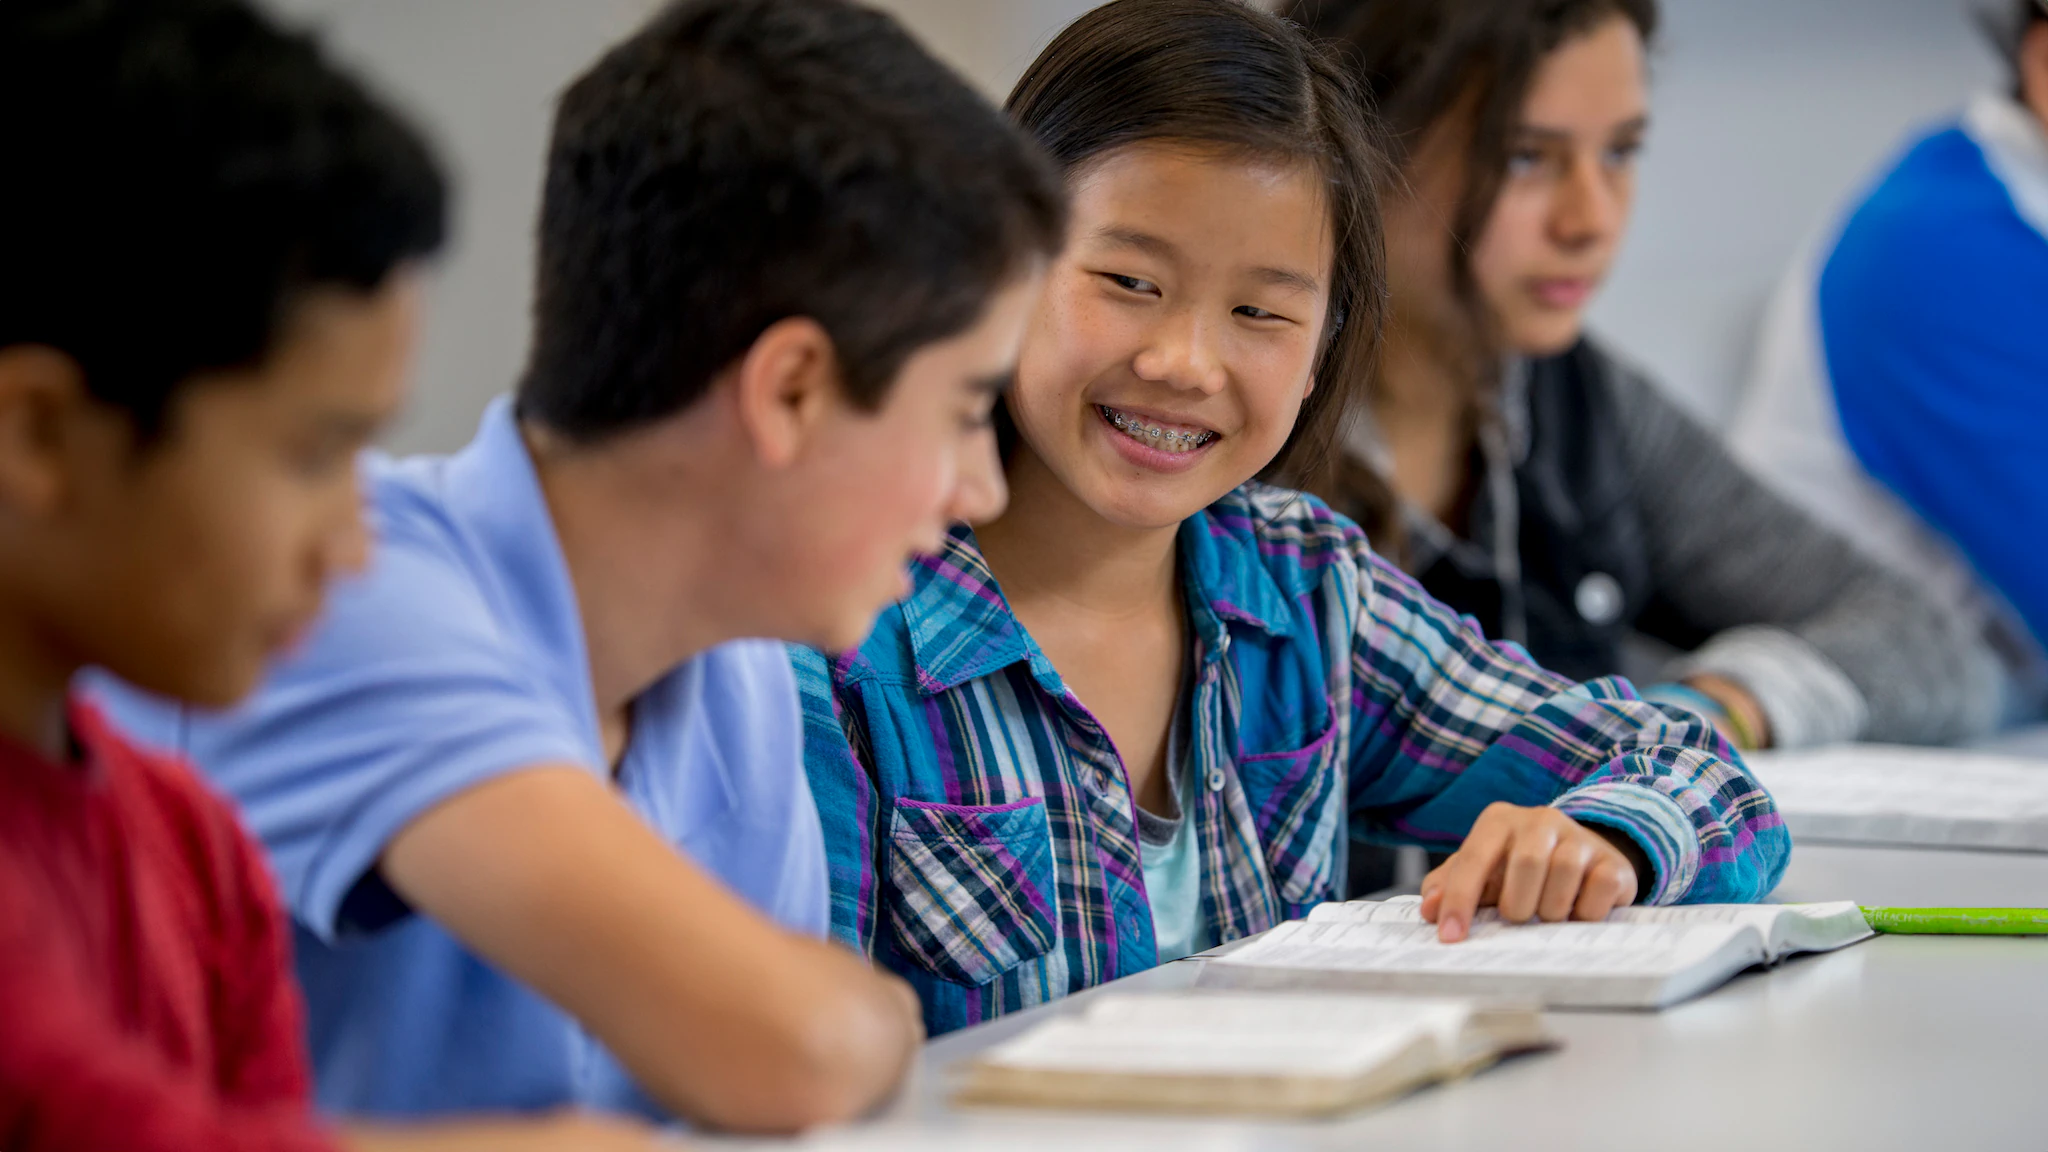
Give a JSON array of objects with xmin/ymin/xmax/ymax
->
[
  {"xmin": 262, "ymin": 0, "xmax": 2007, "ymax": 452},
  {"xmin": 1587, "ymin": 0, "xmax": 2002, "ymax": 423}
]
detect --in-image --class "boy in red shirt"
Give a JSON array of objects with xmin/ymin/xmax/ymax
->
[{"xmin": 0, "ymin": 1, "xmax": 655, "ymax": 1148}]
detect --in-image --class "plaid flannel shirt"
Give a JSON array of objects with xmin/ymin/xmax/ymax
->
[{"xmin": 793, "ymin": 483, "xmax": 1789, "ymax": 1036}]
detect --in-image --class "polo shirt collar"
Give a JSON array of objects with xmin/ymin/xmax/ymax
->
[{"xmin": 434, "ymin": 396, "xmax": 601, "ymax": 752}]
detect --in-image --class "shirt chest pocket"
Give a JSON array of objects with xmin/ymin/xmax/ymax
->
[
  {"xmin": 884, "ymin": 797, "xmax": 1059, "ymax": 988},
  {"xmin": 1235, "ymin": 702, "xmax": 1344, "ymax": 909}
]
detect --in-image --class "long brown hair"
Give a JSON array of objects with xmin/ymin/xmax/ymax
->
[
  {"xmin": 1002, "ymin": 0, "xmax": 1392, "ymax": 498},
  {"xmin": 1284, "ymin": 0, "xmax": 1659, "ymax": 549}
]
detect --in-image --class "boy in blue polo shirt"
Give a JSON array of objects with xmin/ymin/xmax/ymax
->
[{"xmin": 93, "ymin": 0, "xmax": 1065, "ymax": 1133}]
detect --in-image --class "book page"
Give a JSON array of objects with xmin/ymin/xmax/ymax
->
[
  {"xmin": 979, "ymin": 993, "xmax": 1463, "ymax": 1077},
  {"xmin": 1311, "ymin": 896, "xmax": 1841, "ymax": 929},
  {"xmin": 1301, "ymin": 899, "xmax": 1869, "ymax": 963},
  {"xmin": 1304, "ymin": 897, "xmax": 1431, "ymax": 924},
  {"xmin": 1079, "ymin": 991, "xmax": 1475, "ymax": 1043},
  {"xmin": 1217, "ymin": 917, "xmax": 1741, "ymax": 979},
  {"xmin": 1746, "ymin": 744, "xmax": 2048, "ymax": 850}
]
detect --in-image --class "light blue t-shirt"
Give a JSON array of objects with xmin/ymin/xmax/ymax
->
[
  {"xmin": 1135, "ymin": 663, "xmax": 1211, "ymax": 963},
  {"xmin": 1139, "ymin": 804, "xmax": 1208, "ymax": 962},
  {"xmin": 89, "ymin": 395, "xmax": 828, "ymax": 1121}
]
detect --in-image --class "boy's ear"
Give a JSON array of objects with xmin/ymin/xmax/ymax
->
[
  {"xmin": 0, "ymin": 346, "xmax": 90, "ymax": 518},
  {"xmin": 730, "ymin": 317, "xmax": 843, "ymax": 469}
]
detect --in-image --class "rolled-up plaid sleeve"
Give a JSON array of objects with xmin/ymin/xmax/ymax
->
[{"xmin": 1343, "ymin": 540, "xmax": 1790, "ymax": 905}]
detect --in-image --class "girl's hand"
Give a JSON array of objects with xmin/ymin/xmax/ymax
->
[{"xmin": 1418, "ymin": 803, "xmax": 1648, "ymax": 942}]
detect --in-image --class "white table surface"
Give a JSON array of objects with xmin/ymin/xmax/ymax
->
[
  {"xmin": 1978, "ymin": 723, "xmax": 2048, "ymax": 760},
  {"xmin": 746, "ymin": 842, "xmax": 2048, "ymax": 1151}
]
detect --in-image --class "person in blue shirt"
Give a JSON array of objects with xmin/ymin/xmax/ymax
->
[
  {"xmin": 1732, "ymin": 0, "xmax": 2048, "ymax": 720},
  {"xmin": 91, "ymin": 0, "xmax": 1064, "ymax": 1133}
]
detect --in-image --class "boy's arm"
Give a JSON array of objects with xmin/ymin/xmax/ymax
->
[
  {"xmin": 178, "ymin": 796, "xmax": 681, "ymax": 1152},
  {"xmin": 378, "ymin": 765, "xmax": 922, "ymax": 1133},
  {"xmin": 1341, "ymin": 540, "xmax": 1790, "ymax": 929},
  {"xmin": 338, "ymin": 1114, "xmax": 660, "ymax": 1152},
  {"xmin": 106, "ymin": 534, "xmax": 921, "ymax": 1131}
]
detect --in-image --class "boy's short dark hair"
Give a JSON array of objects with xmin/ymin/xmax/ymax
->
[
  {"xmin": 516, "ymin": 0, "xmax": 1066, "ymax": 442},
  {"xmin": 0, "ymin": 0, "xmax": 448, "ymax": 439}
]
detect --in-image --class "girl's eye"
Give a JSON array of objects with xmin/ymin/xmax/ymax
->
[
  {"xmin": 1103, "ymin": 273, "xmax": 1159, "ymax": 295},
  {"xmin": 1234, "ymin": 305, "xmax": 1281, "ymax": 321},
  {"xmin": 1505, "ymin": 149, "xmax": 1545, "ymax": 177}
]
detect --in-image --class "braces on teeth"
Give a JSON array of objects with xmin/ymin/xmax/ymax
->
[{"xmin": 1102, "ymin": 406, "xmax": 1214, "ymax": 450}]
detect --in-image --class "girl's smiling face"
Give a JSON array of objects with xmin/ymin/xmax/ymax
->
[{"xmin": 1006, "ymin": 142, "xmax": 1334, "ymax": 530}]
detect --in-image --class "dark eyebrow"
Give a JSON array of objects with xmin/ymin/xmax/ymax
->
[
  {"xmin": 1090, "ymin": 224, "xmax": 1180, "ymax": 261},
  {"xmin": 1251, "ymin": 265, "xmax": 1322, "ymax": 296},
  {"xmin": 1514, "ymin": 114, "xmax": 1651, "ymax": 144},
  {"xmin": 1094, "ymin": 224, "xmax": 1319, "ymax": 296}
]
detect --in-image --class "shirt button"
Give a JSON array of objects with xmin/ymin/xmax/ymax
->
[
  {"xmin": 1207, "ymin": 769, "xmax": 1227, "ymax": 792},
  {"xmin": 1574, "ymin": 571, "xmax": 1625, "ymax": 626},
  {"xmin": 1096, "ymin": 769, "xmax": 1116, "ymax": 792}
]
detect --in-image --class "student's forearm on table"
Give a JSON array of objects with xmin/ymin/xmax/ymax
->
[
  {"xmin": 339, "ymin": 1113, "xmax": 663, "ymax": 1152},
  {"xmin": 1683, "ymin": 673, "xmax": 1773, "ymax": 750},
  {"xmin": 379, "ymin": 767, "xmax": 921, "ymax": 1133}
]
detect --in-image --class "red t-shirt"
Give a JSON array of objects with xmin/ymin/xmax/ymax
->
[{"xmin": 0, "ymin": 699, "xmax": 337, "ymax": 1152}]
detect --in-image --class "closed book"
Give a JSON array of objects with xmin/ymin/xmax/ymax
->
[{"xmin": 955, "ymin": 991, "xmax": 1550, "ymax": 1117}]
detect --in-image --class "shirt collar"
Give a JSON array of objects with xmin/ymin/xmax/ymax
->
[
  {"xmin": 428, "ymin": 395, "xmax": 601, "ymax": 750},
  {"xmin": 900, "ymin": 498, "xmax": 1297, "ymax": 697},
  {"xmin": 1963, "ymin": 90, "xmax": 2048, "ymax": 245},
  {"xmin": 1178, "ymin": 498, "xmax": 1297, "ymax": 644}
]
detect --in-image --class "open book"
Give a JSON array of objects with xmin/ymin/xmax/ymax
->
[
  {"xmin": 1200, "ymin": 897, "xmax": 1872, "ymax": 1009},
  {"xmin": 955, "ymin": 992, "xmax": 1549, "ymax": 1118},
  {"xmin": 1745, "ymin": 744, "xmax": 2048, "ymax": 851}
]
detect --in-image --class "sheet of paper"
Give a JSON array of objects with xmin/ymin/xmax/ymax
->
[
  {"xmin": 1746, "ymin": 744, "xmax": 2048, "ymax": 850},
  {"xmin": 980, "ymin": 992, "xmax": 1468, "ymax": 1076},
  {"xmin": 1082, "ymin": 991, "xmax": 1473, "ymax": 1043},
  {"xmin": 1308, "ymin": 897, "xmax": 1855, "ymax": 935},
  {"xmin": 1216, "ymin": 917, "xmax": 1737, "ymax": 978},
  {"xmin": 982, "ymin": 1017, "xmax": 1419, "ymax": 1076}
]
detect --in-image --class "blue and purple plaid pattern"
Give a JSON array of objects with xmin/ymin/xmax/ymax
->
[{"xmin": 793, "ymin": 483, "xmax": 1789, "ymax": 1036}]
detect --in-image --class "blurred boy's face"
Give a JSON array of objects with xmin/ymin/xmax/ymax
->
[
  {"xmin": 763, "ymin": 272, "xmax": 1036, "ymax": 651},
  {"xmin": 18, "ymin": 275, "xmax": 419, "ymax": 708}
]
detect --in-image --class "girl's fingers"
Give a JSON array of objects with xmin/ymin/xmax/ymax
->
[
  {"xmin": 1536, "ymin": 839, "xmax": 1593, "ymax": 922},
  {"xmin": 1495, "ymin": 820, "xmax": 1560, "ymax": 923},
  {"xmin": 1574, "ymin": 856, "xmax": 1636, "ymax": 921},
  {"xmin": 1429, "ymin": 812, "xmax": 1513, "ymax": 942}
]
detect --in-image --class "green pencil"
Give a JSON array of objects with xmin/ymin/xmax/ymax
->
[{"xmin": 1860, "ymin": 907, "xmax": 2048, "ymax": 935}]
